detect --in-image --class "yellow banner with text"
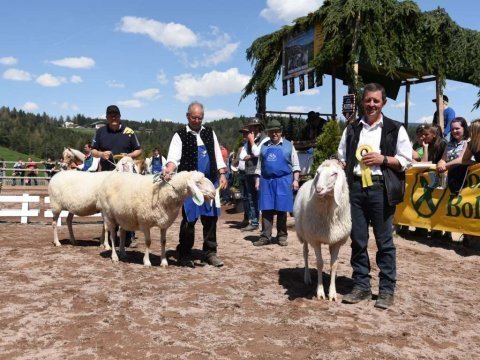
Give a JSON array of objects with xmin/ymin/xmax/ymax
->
[{"xmin": 394, "ymin": 164, "xmax": 480, "ymax": 235}]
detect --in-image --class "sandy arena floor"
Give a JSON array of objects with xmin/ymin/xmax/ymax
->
[{"xmin": 0, "ymin": 188, "xmax": 479, "ymax": 359}]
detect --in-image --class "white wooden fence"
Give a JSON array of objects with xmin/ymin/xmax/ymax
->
[{"xmin": 0, "ymin": 194, "xmax": 101, "ymax": 225}]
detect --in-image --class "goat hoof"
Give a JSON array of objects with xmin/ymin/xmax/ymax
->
[
  {"xmin": 160, "ymin": 260, "xmax": 169, "ymax": 268},
  {"xmin": 143, "ymin": 262, "xmax": 152, "ymax": 267},
  {"xmin": 111, "ymin": 256, "xmax": 119, "ymax": 263},
  {"xmin": 53, "ymin": 242, "xmax": 61, "ymax": 247}
]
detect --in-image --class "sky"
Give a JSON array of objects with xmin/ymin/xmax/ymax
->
[{"xmin": 1, "ymin": 0, "xmax": 479, "ymax": 125}]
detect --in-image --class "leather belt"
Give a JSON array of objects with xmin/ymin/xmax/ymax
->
[{"xmin": 354, "ymin": 175, "xmax": 384, "ymax": 182}]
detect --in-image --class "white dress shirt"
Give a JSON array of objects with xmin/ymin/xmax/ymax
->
[
  {"xmin": 166, "ymin": 125, "xmax": 227, "ymax": 170},
  {"xmin": 337, "ymin": 115, "xmax": 412, "ymax": 176}
]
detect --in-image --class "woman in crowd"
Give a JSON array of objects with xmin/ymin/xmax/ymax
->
[
  {"xmin": 421, "ymin": 124, "xmax": 447, "ymax": 164},
  {"xmin": 462, "ymin": 119, "xmax": 480, "ymax": 164},
  {"xmin": 412, "ymin": 124, "xmax": 426, "ymax": 162}
]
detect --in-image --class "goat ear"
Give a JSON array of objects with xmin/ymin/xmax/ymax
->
[
  {"xmin": 308, "ymin": 175, "xmax": 318, "ymax": 202},
  {"xmin": 334, "ymin": 169, "xmax": 345, "ymax": 206},
  {"xmin": 189, "ymin": 180, "xmax": 205, "ymax": 206}
]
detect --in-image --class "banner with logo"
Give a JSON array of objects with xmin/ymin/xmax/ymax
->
[{"xmin": 394, "ymin": 164, "xmax": 480, "ymax": 235}]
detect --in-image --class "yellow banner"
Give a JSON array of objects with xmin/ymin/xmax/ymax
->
[{"xmin": 394, "ymin": 164, "xmax": 480, "ymax": 235}]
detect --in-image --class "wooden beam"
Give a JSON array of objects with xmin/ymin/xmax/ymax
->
[
  {"xmin": 436, "ymin": 78, "xmax": 444, "ymax": 134},
  {"xmin": 405, "ymin": 82, "xmax": 410, "ymax": 127},
  {"xmin": 332, "ymin": 67, "xmax": 337, "ymax": 120}
]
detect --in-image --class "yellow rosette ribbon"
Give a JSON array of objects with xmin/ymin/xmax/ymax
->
[{"xmin": 356, "ymin": 144, "xmax": 373, "ymax": 188}]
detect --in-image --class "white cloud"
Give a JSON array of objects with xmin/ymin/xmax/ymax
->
[
  {"xmin": 118, "ymin": 16, "xmax": 197, "ymax": 48},
  {"xmin": 204, "ymin": 109, "xmax": 235, "ymax": 122},
  {"xmin": 174, "ymin": 68, "xmax": 250, "ymax": 102},
  {"xmin": 391, "ymin": 101, "xmax": 415, "ymax": 109},
  {"xmin": 36, "ymin": 73, "xmax": 67, "ymax": 87},
  {"xmin": 156, "ymin": 70, "xmax": 168, "ymax": 84},
  {"xmin": 284, "ymin": 105, "xmax": 308, "ymax": 113},
  {"xmin": 417, "ymin": 115, "xmax": 433, "ymax": 123},
  {"xmin": 58, "ymin": 102, "xmax": 80, "ymax": 112},
  {"xmin": 261, "ymin": 0, "xmax": 324, "ymax": 24},
  {"xmin": 3, "ymin": 68, "xmax": 32, "ymax": 81},
  {"xmin": 0, "ymin": 56, "xmax": 18, "ymax": 66},
  {"xmin": 49, "ymin": 56, "xmax": 95, "ymax": 69},
  {"xmin": 200, "ymin": 42, "xmax": 239, "ymax": 67},
  {"xmin": 106, "ymin": 80, "xmax": 125, "ymax": 88},
  {"xmin": 297, "ymin": 88, "xmax": 320, "ymax": 96},
  {"xmin": 118, "ymin": 99, "xmax": 143, "ymax": 108},
  {"xmin": 133, "ymin": 88, "xmax": 160, "ymax": 100},
  {"xmin": 22, "ymin": 102, "xmax": 38, "ymax": 111},
  {"xmin": 70, "ymin": 75, "xmax": 83, "ymax": 84}
]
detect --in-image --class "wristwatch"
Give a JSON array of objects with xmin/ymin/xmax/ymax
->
[{"xmin": 383, "ymin": 155, "xmax": 388, "ymax": 166}]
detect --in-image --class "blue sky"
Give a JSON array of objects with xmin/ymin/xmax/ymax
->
[{"xmin": 1, "ymin": 0, "xmax": 479, "ymax": 125}]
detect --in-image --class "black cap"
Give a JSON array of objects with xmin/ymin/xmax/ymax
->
[
  {"xmin": 106, "ymin": 105, "xmax": 120, "ymax": 114},
  {"xmin": 432, "ymin": 95, "xmax": 449, "ymax": 103}
]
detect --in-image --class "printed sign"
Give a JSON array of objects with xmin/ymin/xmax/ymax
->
[{"xmin": 342, "ymin": 94, "xmax": 356, "ymax": 122}]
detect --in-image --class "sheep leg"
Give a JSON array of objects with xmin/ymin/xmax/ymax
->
[
  {"xmin": 143, "ymin": 229, "xmax": 152, "ymax": 267},
  {"xmin": 99, "ymin": 222, "xmax": 111, "ymax": 250},
  {"xmin": 313, "ymin": 245, "xmax": 325, "ymax": 300},
  {"xmin": 302, "ymin": 240, "xmax": 311, "ymax": 285},
  {"xmin": 160, "ymin": 228, "xmax": 168, "ymax": 268},
  {"xmin": 66, "ymin": 212, "xmax": 77, "ymax": 245},
  {"xmin": 52, "ymin": 213, "xmax": 61, "ymax": 247},
  {"xmin": 118, "ymin": 228, "xmax": 127, "ymax": 260},
  {"xmin": 328, "ymin": 242, "xmax": 342, "ymax": 302},
  {"xmin": 109, "ymin": 226, "xmax": 119, "ymax": 263}
]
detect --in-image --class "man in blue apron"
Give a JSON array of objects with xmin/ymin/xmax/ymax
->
[
  {"xmin": 254, "ymin": 119, "xmax": 300, "ymax": 247},
  {"xmin": 163, "ymin": 101, "xmax": 228, "ymax": 268},
  {"xmin": 150, "ymin": 148, "xmax": 165, "ymax": 175}
]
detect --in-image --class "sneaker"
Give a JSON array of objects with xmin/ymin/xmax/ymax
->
[
  {"xmin": 178, "ymin": 255, "xmax": 195, "ymax": 268},
  {"xmin": 204, "ymin": 254, "xmax": 224, "ymax": 267},
  {"xmin": 241, "ymin": 224, "xmax": 259, "ymax": 232},
  {"xmin": 277, "ymin": 238, "xmax": 288, "ymax": 246},
  {"xmin": 252, "ymin": 237, "xmax": 271, "ymax": 246},
  {"xmin": 374, "ymin": 292, "xmax": 394, "ymax": 309},
  {"xmin": 342, "ymin": 287, "xmax": 372, "ymax": 304}
]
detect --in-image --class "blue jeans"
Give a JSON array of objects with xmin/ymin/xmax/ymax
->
[
  {"xmin": 238, "ymin": 173, "xmax": 251, "ymax": 221},
  {"xmin": 245, "ymin": 175, "xmax": 259, "ymax": 226},
  {"xmin": 349, "ymin": 180, "xmax": 396, "ymax": 294}
]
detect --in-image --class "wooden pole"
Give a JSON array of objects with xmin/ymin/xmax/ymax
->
[
  {"xmin": 435, "ymin": 78, "xmax": 444, "ymax": 134},
  {"xmin": 404, "ymin": 82, "xmax": 410, "ymax": 127}
]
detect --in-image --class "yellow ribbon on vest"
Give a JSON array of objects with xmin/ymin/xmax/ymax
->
[{"xmin": 355, "ymin": 144, "xmax": 373, "ymax": 188}]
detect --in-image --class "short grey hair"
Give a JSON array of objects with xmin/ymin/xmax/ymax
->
[{"xmin": 187, "ymin": 101, "xmax": 204, "ymax": 114}]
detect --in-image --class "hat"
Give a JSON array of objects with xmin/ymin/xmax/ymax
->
[
  {"xmin": 265, "ymin": 119, "xmax": 282, "ymax": 132},
  {"xmin": 106, "ymin": 105, "xmax": 120, "ymax": 114},
  {"xmin": 239, "ymin": 127, "xmax": 249, "ymax": 133},
  {"xmin": 246, "ymin": 117, "xmax": 264, "ymax": 129},
  {"xmin": 432, "ymin": 95, "xmax": 449, "ymax": 103}
]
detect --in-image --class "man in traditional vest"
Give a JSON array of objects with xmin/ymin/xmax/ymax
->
[
  {"xmin": 338, "ymin": 83, "xmax": 412, "ymax": 309},
  {"xmin": 239, "ymin": 117, "xmax": 267, "ymax": 231},
  {"xmin": 254, "ymin": 119, "xmax": 300, "ymax": 247},
  {"xmin": 163, "ymin": 101, "xmax": 227, "ymax": 268}
]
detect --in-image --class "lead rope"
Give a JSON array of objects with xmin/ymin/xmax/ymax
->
[{"xmin": 153, "ymin": 172, "xmax": 177, "ymax": 190}]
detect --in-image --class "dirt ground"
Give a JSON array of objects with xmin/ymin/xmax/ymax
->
[{"xmin": 0, "ymin": 187, "xmax": 479, "ymax": 359}]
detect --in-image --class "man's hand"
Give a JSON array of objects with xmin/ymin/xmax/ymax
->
[
  {"xmin": 293, "ymin": 179, "xmax": 299, "ymax": 191},
  {"xmin": 361, "ymin": 152, "xmax": 383, "ymax": 167},
  {"xmin": 255, "ymin": 177, "xmax": 260, "ymax": 191},
  {"xmin": 247, "ymin": 131, "xmax": 255, "ymax": 143},
  {"xmin": 162, "ymin": 162, "xmax": 176, "ymax": 181},
  {"xmin": 101, "ymin": 150, "xmax": 112, "ymax": 160},
  {"xmin": 219, "ymin": 173, "xmax": 228, "ymax": 189}
]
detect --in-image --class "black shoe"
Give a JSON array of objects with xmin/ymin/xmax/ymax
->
[
  {"xmin": 241, "ymin": 224, "xmax": 259, "ymax": 232},
  {"xmin": 178, "ymin": 255, "xmax": 195, "ymax": 268},
  {"xmin": 239, "ymin": 220, "xmax": 250, "ymax": 228},
  {"xmin": 430, "ymin": 230, "xmax": 443, "ymax": 239},
  {"xmin": 443, "ymin": 231, "xmax": 453, "ymax": 241},
  {"xmin": 374, "ymin": 292, "xmax": 394, "ymax": 309},
  {"xmin": 252, "ymin": 237, "xmax": 271, "ymax": 246},
  {"xmin": 342, "ymin": 288, "xmax": 372, "ymax": 304},
  {"xmin": 277, "ymin": 237, "xmax": 288, "ymax": 247},
  {"xmin": 203, "ymin": 254, "xmax": 224, "ymax": 267}
]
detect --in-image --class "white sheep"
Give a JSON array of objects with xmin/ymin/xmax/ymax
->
[
  {"xmin": 293, "ymin": 159, "xmax": 351, "ymax": 301},
  {"xmin": 48, "ymin": 156, "xmax": 136, "ymax": 248},
  {"xmin": 98, "ymin": 171, "xmax": 216, "ymax": 267}
]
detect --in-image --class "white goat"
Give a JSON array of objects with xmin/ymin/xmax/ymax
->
[
  {"xmin": 98, "ymin": 171, "xmax": 216, "ymax": 267},
  {"xmin": 294, "ymin": 159, "xmax": 351, "ymax": 301},
  {"xmin": 48, "ymin": 157, "xmax": 135, "ymax": 248}
]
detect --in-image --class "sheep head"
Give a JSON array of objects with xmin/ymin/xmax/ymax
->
[
  {"xmin": 115, "ymin": 156, "xmax": 135, "ymax": 173},
  {"xmin": 187, "ymin": 171, "xmax": 216, "ymax": 206},
  {"xmin": 310, "ymin": 159, "xmax": 346, "ymax": 206}
]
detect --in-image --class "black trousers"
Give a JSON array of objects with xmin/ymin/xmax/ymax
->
[
  {"xmin": 177, "ymin": 207, "xmax": 217, "ymax": 257},
  {"xmin": 260, "ymin": 210, "xmax": 288, "ymax": 241}
]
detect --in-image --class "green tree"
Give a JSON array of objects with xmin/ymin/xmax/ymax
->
[{"xmin": 311, "ymin": 120, "xmax": 342, "ymax": 175}]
